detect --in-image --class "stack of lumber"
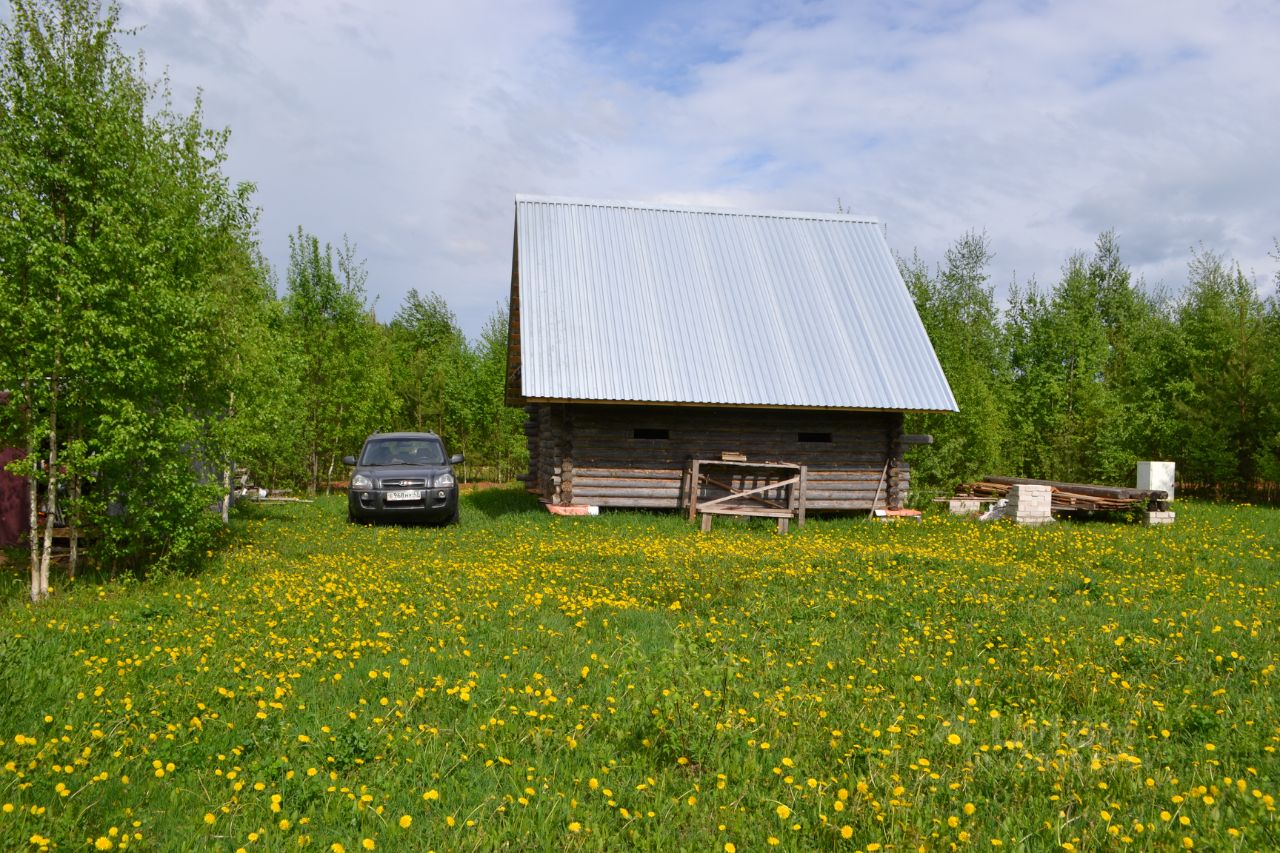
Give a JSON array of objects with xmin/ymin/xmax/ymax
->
[{"xmin": 955, "ymin": 476, "xmax": 1168, "ymax": 512}]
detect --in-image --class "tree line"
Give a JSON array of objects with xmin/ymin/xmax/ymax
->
[
  {"xmin": 902, "ymin": 231, "xmax": 1280, "ymax": 497},
  {"xmin": 0, "ymin": 0, "xmax": 523, "ymax": 597},
  {"xmin": 242, "ymin": 228, "xmax": 526, "ymax": 497}
]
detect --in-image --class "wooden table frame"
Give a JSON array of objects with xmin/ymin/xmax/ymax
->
[{"xmin": 686, "ymin": 459, "xmax": 808, "ymax": 533}]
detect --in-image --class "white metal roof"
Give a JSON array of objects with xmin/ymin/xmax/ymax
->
[{"xmin": 513, "ymin": 195, "xmax": 957, "ymax": 412}]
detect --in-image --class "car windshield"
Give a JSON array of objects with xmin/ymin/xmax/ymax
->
[{"xmin": 359, "ymin": 438, "xmax": 445, "ymax": 466}]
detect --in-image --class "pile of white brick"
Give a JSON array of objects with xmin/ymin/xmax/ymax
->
[
  {"xmin": 1008, "ymin": 484, "xmax": 1053, "ymax": 525},
  {"xmin": 947, "ymin": 498, "xmax": 983, "ymax": 515},
  {"xmin": 1143, "ymin": 510, "xmax": 1176, "ymax": 525}
]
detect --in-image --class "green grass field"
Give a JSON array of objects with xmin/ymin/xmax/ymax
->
[{"xmin": 2, "ymin": 489, "xmax": 1278, "ymax": 851}]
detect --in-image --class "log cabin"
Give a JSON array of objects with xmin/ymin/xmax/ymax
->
[{"xmin": 505, "ymin": 195, "xmax": 956, "ymax": 512}]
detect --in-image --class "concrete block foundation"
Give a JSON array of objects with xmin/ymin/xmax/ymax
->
[{"xmin": 1008, "ymin": 484, "xmax": 1053, "ymax": 525}]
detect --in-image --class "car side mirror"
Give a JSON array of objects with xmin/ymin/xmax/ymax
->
[
  {"xmin": 342, "ymin": 455, "xmax": 356, "ymax": 466},
  {"xmin": 449, "ymin": 454, "xmax": 464, "ymax": 465}
]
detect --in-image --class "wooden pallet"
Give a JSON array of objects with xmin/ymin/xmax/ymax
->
[{"xmin": 955, "ymin": 476, "xmax": 1168, "ymax": 513}]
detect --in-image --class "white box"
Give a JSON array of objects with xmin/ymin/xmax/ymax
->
[{"xmin": 1137, "ymin": 461, "xmax": 1175, "ymax": 502}]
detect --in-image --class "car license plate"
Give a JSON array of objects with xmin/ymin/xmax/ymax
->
[{"xmin": 385, "ymin": 489, "xmax": 423, "ymax": 502}]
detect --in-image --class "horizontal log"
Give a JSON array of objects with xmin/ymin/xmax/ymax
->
[
  {"xmin": 570, "ymin": 485, "xmax": 882, "ymax": 502},
  {"xmin": 572, "ymin": 406, "xmax": 899, "ymax": 427},
  {"xmin": 569, "ymin": 475, "xmax": 890, "ymax": 491},
  {"xmin": 588, "ymin": 495, "xmax": 684, "ymax": 508},
  {"xmin": 573, "ymin": 478, "xmax": 685, "ymax": 491},
  {"xmin": 570, "ymin": 423, "xmax": 891, "ymax": 437},
  {"xmin": 573, "ymin": 450, "xmax": 890, "ymax": 465},
  {"xmin": 985, "ymin": 476, "xmax": 1166, "ymax": 501},
  {"xmin": 570, "ymin": 472, "xmax": 887, "ymax": 485},
  {"xmin": 570, "ymin": 445, "xmax": 890, "ymax": 458},
  {"xmin": 572, "ymin": 437, "xmax": 892, "ymax": 453},
  {"xmin": 574, "ymin": 467, "xmax": 684, "ymax": 480},
  {"xmin": 582, "ymin": 496, "xmax": 878, "ymax": 510},
  {"xmin": 573, "ymin": 486, "xmax": 681, "ymax": 499},
  {"xmin": 700, "ymin": 506, "xmax": 794, "ymax": 518},
  {"xmin": 567, "ymin": 414, "xmax": 895, "ymax": 428},
  {"xmin": 568, "ymin": 425, "xmax": 889, "ymax": 438},
  {"xmin": 573, "ymin": 462, "xmax": 888, "ymax": 474}
]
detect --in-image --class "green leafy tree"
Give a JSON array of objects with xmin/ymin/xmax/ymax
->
[
  {"xmin": 283, "ymin": 229, "xmax": 395, "ymax": 493},
  {"xmin": 472, "ymin": 306, "xmax": 527, "ymax": 481},
  {"xmin": 1004, "ymin": 233, "xmax": 1155, "ymax": 482},
  {"xmin": 200, "ymin": 242, "xmax": 306, "ymax": 515},
  {"xmin": 0, "ymin": 0, "xmax": 261, "ymax": 596},
  {"xmin": 900, "ymin": 233, "xmax": 1011, "ymax": 491},
  {"xmin": 386, "ymin": 288, "xmax": 492, "ymax": 477},
  {"xmin": 1262, "ymin": 244, "xmax": 1280, "ymax": 482},
  {"xmin": 385, "ymin": 294, "xmax": 527, "ymax": 481},
  {"xmin": 1168, "ymin": 249, "xmax": 1275, "ymax": 487}
]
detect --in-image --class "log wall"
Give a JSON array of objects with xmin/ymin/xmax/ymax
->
[{"xmin": 521, "ymin": 403, "xmax": 911, "ymax": 511}]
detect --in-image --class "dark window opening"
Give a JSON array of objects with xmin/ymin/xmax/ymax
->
[
  {"xmin": 798, "ymin": 432, "xmax": 833, "ymax": 443},
  {"xmin": 633, "ymin": 428, "xmax": 669, "ymax": 440}
]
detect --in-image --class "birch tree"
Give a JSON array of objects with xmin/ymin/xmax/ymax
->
[
  {"xmin": 284, "ymin": 230, "xmax": 395, "ymax": 494},
  {"xmin": 0, "ymin": 0, "xmax": 258, "ymax": 596},
  {"xmin": 899, "ymin": 234, "xmax": 1011, "ymax": 489}
]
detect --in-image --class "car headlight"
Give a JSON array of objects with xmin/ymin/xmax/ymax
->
[
  {"xmin": 351, "ymin": 473, "xmax": 373, "ymax": 489},
  {"xmin": 435, "ymin": 473, "xmax": 455, "ymax": 488}
]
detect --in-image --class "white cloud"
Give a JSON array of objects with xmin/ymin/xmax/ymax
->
[{"xmin": 118, "ymin": 0, "xmax": 1280, "ymax": 334}]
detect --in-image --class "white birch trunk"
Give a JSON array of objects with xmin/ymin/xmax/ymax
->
[
  {"xmin": 222, "ymin": 390, "xmax": 235, "ymax": 523},
  {"xmin": 37, "ymin": 394, "xmax": 58, "ymax": 601},
  {"xmin": 68, "ymin": 475, "xmax": 79, "ymax": 580},
  {"xmin": 27, "ymin": 432, "xmax": 40, "ymax": 604},
  {"xmin": 221, "ymin": 464, "xmax": 232, "ymax": 524}
]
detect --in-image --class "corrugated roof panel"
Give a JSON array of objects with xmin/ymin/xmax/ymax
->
[{"xmin": 513, "ymin": 195, "xmax": 958, "ymax": 412}]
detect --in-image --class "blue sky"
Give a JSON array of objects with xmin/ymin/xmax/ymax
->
[{"xmin": 114, "ymin": 0, "xmax": 1280, "ymax": 337}]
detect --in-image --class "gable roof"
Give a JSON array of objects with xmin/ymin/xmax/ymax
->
[{"xmin": 510, "ymin": 195, "xmax": 957, "ymax": 412}]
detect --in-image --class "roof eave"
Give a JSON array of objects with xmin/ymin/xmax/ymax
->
[{"xmin": 522, "ymin": 396, "xmax": 959, "ymax": 414}]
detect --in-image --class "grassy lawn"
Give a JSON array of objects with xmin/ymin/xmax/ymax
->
[{"xmin": 1, "ymin": 488, "xmax": 1278, "ymax": 851}]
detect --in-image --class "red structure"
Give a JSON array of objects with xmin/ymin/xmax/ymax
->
[{"xmin": 0, "ymin": 447, "xmax": 24, "ymax": 548}]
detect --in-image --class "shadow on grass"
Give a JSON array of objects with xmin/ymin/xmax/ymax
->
[{"xmin": 465, "ymin": 485, "xmax": 543, "ymax": 519}]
